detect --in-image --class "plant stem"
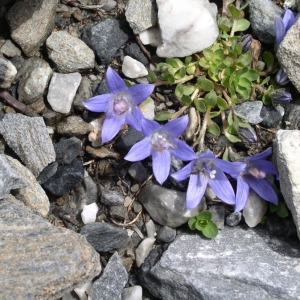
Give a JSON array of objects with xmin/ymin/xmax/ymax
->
[{"xmin": 197, "ymin": 106, "xmax": 211, "ymax": 152}]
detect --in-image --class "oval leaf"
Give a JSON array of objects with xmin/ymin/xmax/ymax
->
[
  {"xmin": 207, "ymin": 122, "xmax": 220, "ymax": 136},
  {"xmin": 154, "ymin": 111, "xmax": 172, "ymax": 121},
  {"xmin": 202, "ymin": 222, "xmax": 218, "ymax": 238},
  {"xmin": 235, "ymin": 19, "xmax": 251, "ymax": 32}
]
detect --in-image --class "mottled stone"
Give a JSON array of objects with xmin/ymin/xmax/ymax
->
[
  {"xmin": 0, "ymin": 52, "xmax": 17, "ymax": 88},
  {"xmin": 0, "ymin": 39, "xmax": 21, "ymax": 57},
  {"xmin": 0, "ymin": 198, "xmax": 101, "ymax": 300},
  {"xmin": 100, "ymin": 189, "xmax": 125, "ymax": 206},
  {"xmin": 233, "ymin": 101, "xmax": 263, "ymax": 124},
  {"xmin": 54, "ymin": 137, "xmax": 82, "ymax": 165},
  {"xmin": 0, "ymin": 113, "xmax": 56, "ymax": 177},
  {"xmin": 57, "ymin": 116, "xmax": 93, "ymax": 136}
]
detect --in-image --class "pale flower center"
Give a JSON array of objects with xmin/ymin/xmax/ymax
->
[
  {"xmin": 192, "ymin": 159, "xmax": 216, "ymax": 179},
  {"xmin": 248, "ymin": 167, "xmax": 266, "ymax": 179},
  {"xmin": 113, "ymin": 92, "xmax": 131, "ymax": 115},
  {"xmin": 150, "ymin": 130, "xmax": 175, "ymax": 152}
]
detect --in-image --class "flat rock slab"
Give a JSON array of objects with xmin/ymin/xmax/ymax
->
[
  {"xmin": 138, "ymin": 226, "xmax": 300, "ymax": 300},
  {"xmin": 0, "ymin": 198, "xmax": 101, "ymax": 300}
]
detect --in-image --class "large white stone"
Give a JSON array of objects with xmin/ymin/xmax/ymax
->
[{"xmin": 156, "ymin": 0, "xmax": 219, "ymax": 57}]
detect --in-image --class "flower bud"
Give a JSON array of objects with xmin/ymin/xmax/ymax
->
[
  {"xmin": 275, "ymin": 68, "xmax": 290, "ymax": 85},
  {"xmin": 241, "ymin": 34, "xmax": 253, "ymax": 52},
  {"xmin": 271, "ymin": 90, "xmax": 292, "ymax": 105},
  {"xmin": 238, "ymin": 124, "xmax": 257, "ymax": 143}
]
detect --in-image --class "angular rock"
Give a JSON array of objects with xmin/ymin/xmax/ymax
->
[
  {"xmin": 115, "ymin": 127, "xmax": 144, "ymax": 152},
  {"xmin": 73, "ymin": 76, "xmax": 92, "ymax": 111},
  {"xmin": 5, "ymin": 156, "xmax": 50, "ymax": 217},
  {"xmin": 17, "ymin": 57, "xmax": 53, "ymax": 104},
  {"xmin": 46, "ymin": 31, "xmax": 95, "ymax": 73},
  {"xmin": 274, "ymin": 130, "xmax": 300, "ymax": 240},
  {"xmin": 124, "ymin": 43, "xmax": 149, "ymax": 66},
  {"xmin": 0, "ymin": 113, "xmax": 56, "ymax": 177},
  {"xmin": 81, "ymin": 202, "xmax": 99, "ymax": 224},
  {"xmin": 89, "ymin": 252, "xmax": 128, "ymax": 300},
  {"xmin": 0, "ymin": 198, "xmax": 101, "ymax": 300},
  {"xmin": 0, "ymin": 154, "xmax": 27, "ymax": 199},
  {"xmin": 80, "ymin": 222, "xmax": 129, "ymax": 252},
  {"xmin": 225, "ymin": 212, "xmax": 242, "ymax": 227},
  {"xmin": 260, "ymin": 105, "xmax": 284, "ymax": 128},
  {"xmin": 138, "ymin": 184, "xmax": 203, "ymax": 228},
  {"xmin": 156, "ymin": 226, "xmax": 176, "ymax": 243},
  {"xmin": 0, "ymin": 52, "xmax": 17, "ymax": 88},
  {"xmin": 277, "ymin": 17, "xmax": 300, "ymax": 93},
  {"xmin": 122, "ymin": 56, "xmax": 148, "ymax": 78},
  {"xmin": 248, "ymin": 0, "xmax": 283, "ymax": 45},
  {"xmin": 100, "ymin": 189, "xmax": 125, "ymax": 206},
  {"xmin": 128, "ymin": 162, "xmax": 150, "ymax": 183},
  {"xmin": 47, "ymin": 72, "xmax": 82, "ymax": 114},
  {"xmin": 233, "ymin": 101, "xmax": 263, "ymax": 124},
  {"xmin": 81, "ymin": 19, "xmax": 130, "ymax": 65},
  {"xmin": 125, "ymin": 0, "xmax": 158, "ymax": 34},
  {"xmin": 43, "ymin": 157, "xmax": 84, "ymax": 196},
  {"xmin": 0, "ymin": 39, "xmax": 21, "ymax": 57},
  {"xmin": 156, "ymin": 0, "xmax": 219, "ymax": 57},
  {"xmin": 54, "ymin": 137, "xmax": 82, "ymax": 165},
  {"xmin": 122, "ymin": 285, "xmax": 143, "ymax": 300},
  {"xmin": 6, "ymin": 0, "xmax": 58, "ymax": 56},
  {"xmin": 139, "ymin": 26, "xmax": 161, "ymax": 47},
  {"xmin": 138, "ymin": 227, "xmax": 300, "ymax": 300},
  {"xmin": 135, "ymin": 237, "xmax": 156, "ymax": 267},
  {"xmin": 57, "ymin": 115, "xmax": 92, "ymax": 136}
]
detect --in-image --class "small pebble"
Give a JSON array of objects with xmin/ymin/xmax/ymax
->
[
  {"xmin": 145, "ymin": 219, "xmax": 156, "ymax": 238},
  {"xmin": 135, "ymin": 237, "xmax": 156, "ymax": 267},
  {"xmin": 131, "ymin": 184, "xmax": 140, "ymax": 193},
  {"xmin": 81, "ymin": 202, "xmax": 98, "ymax": 224},
  {"xmin": 122, "ymin": 285, "xmax": 143, "ymax": 300}
]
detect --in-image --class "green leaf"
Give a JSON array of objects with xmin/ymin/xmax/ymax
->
[
  {"xmin": 238, "ymin": 77, "xmax": 252, "ymax": 88},
  {"xmin": 241, "ymin": 69, "xmax": 259, "ymax": 82},
  {"xmin": 204, "ymin": 90, "xmax": 217, "ymax": 107},
  {"xmin": 260, "ymin": 76, "xmax": 270, "ymax": 85},
  {"xmin": 207, "ymin": 121, "xmax": 220, "ymax": 136},
  {"xmin": 146, "ymin": 69, "xmax": 158, "ymax": 83},
  {"xmin": 166, "ymin": 74, "xmax": 176, "ymax": 84},
  {"xmin": 154, "ymin": 111, "xmax": 172, "ymax": 121},
  {"xmin": 262, "ymin": 51, "xmax": 274, "ymax": 72},
  {"xmin": 203, "ymin": 49, "xmax": 214, "ymax": 60},
  {"xmin": 194, "ymin": 99, "xmax": 206, "ymax": 112},
  {"xmin": 234, "ymin": 19, "xmax": 251, "ymax": 32},
  {"xmin": 214, "ymin": 49, "xmax": 224, "ymax": 60},
  {"xmin": 198, "ymin": 58, "xmax": 209, "ymax": 69},
  {"xmin": 197, "ymin": 211, "xmax": 212, "ymax": 221},
  {"xmin": 186, "ymin": 65, "xmax": 196, "ymax": 75},
  {"xmin": 185, "ymin": 56, "xmax": 192, "ymax": 64},
  {"xmin": 181, "ymin": 95, "xmax": 193, "ymax": 106},
  {"xmin": 224, "ymin": 130, "xmax": 241, "ymax": 143},
  {"xmin": 183, "ymin": 85, "xmax": 195, "ymax": 96},
  {"xmin": 228, "ymin": 5, "xmax": 241, "ymax": 19},
  {"xmin": 202, "ymin": 222, "xmax": 218, "ymax": 238},
  {"xmin": 236, "ymin": 84, "xmax": 250, "ymax": 99},
  {"xmin": 174, "ymin": 67, "xmax": 186, "ymax": 79},
  {"xmin": 210, "ymin": 111, "xmax": 221, "ymax": 119},
  {"xmin": 197, "ymin": 76, "xmax": 214, "ymax": 91},
  {"xmin": 237, "ymin": 52, "xmax": 252, "ymax": 67},
  {"xmin": 188, "ymin": 217, "xmax": 197, "ymax": 230},
  {"xmin": 175, "ymin": 84, "xmax": 184, "ymax": 98},
  {"xmin": 166, "ymin": 57, "xmax": 184, "ymax": 68},
  {"xmin": 217, "ymin": 97, "xmax": 229, "ymax": 110},
  {"xmin": 195, "ymin": 219, "xmax": 209, "ymax": 230}
]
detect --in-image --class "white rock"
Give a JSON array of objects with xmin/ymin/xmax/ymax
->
[
  {"xmin": 135, "ymin": 237, "xmax": 155, "ymax": 267},
  {"xmin": 47, "ymin": 72, "xmax": 82, "ymax": 114},
  {"xmin": 145, "ymin": 219, "xmax": 156, "ymax": 238},
  {"xmin": 139, "ymin": 97, "xmax": 155, "ymax": 120},
  {"xmin": 122, "ymin": 285, "xmax": 143, "ymax": 300},
  {"xmin": 156, "ymin": 0, "xmax": 219, "ymax": 57},
  {"xmin": 139, "ymin": 26, "xmax": 162, "ymax": 47},
  {"xmin": 122, "ymin": 56, "xmax": 148, "ymax": 78},
  {"xmin": 243, "ymin": 190, "xmax": 268, "ymax": 228},
  {"xmin": 284, "ymin": 0, "xmax": 300, "ymax": 10},
  {"xmin": 74, "ymin": 281, "xmax": 92, "ymax": 300},
  {"xmin": 0, "ymin": 53, "xmax": 17, "ymax": 88},
  {"xmin": 81, "ymin": 202, "xmax": 98, "ymax": 224}
]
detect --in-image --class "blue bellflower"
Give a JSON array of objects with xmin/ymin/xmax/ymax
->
[
  {"xmin": 275, "ymin": 9, "xmax": 300, "ymax": 51},
  {"xmin": 83, "ymin": 67, "xmax": 154, "ymax": 143},
  {"xmin": 230, "ymin": 147, "xmax": 279, "ymax": 212},
  {"xmin": 125, "ymin": 116, "xmax": 197, "ymax": 185},
  {"xmin": 275, "ymin": 68, "xmax": 290, "ymax": 85},
  {"xmin": 171, "ymin": 150, "xmax": 236, "ymax": 210},
  {"xmin": 271, "ymin": 90, "xmax": 292, "ymax": 105}
]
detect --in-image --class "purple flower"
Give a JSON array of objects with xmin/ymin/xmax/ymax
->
[
  {"xmin": 274, "ymin": 9, "xmax": 300, "ymax": 51},
  {"xmin": 171, "ymin": 149, "xmax": 236, "ymax": 210},
  {"xmin": 238, "ymin": 124, "xmax": 257, "ymax": 143},
  {"xmin": 275, "ymin": 68, "xmax": 290, "ymax": 85},
  {"xmin": 271, "ymin": 90, "xmax": 292, "ymax": 105},
  {"xmin": 230, "ymin": 147, "xmax": 279, "ymax": 212},
  {"xmin": 241, "ymin": 34, "xmax": 253, "ymax": 52},
  {"xmin": 125, "ymin": 116, "xmax": 197, "ymax": 185},
  {"xmin": 83, "ymin": 67, "xmax": 154, "ymax": 143}
]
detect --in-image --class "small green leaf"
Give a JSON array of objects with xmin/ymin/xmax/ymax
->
[
  {"xmin": 203, "ymin": 49, "xmax": 214, "ymax": 60},
  {"xmin": 198, "ymin": 77, "xmax": 214, "ymax": 91},
  {"xmin": 224, "ymin": 130, "xmax": 242, "ymax": 143},
  {"xmin": 166, "ymin": 57, "xmax": 184, "ymax": 68},
  {"xmin": 207, "ymin": 121, "xmax": 220, "ymax": 136},
  {"xmin": 260, "ymin": 76, "xmax": 270, "ymax": 86},
  {"xmin": 186, "ymin": 65, "xmax": 196, "ymax": 75},
  {"xmin": 217, "ymin": 97, "xmax": 229, "ymax": 110},
  {"xmin": 241, "ymin": 69, "xmax": 259, "ymax": 82},
  {"xmin": 181, "ymin": 95, "xmax": 193, "ymax": 106},
  {"xmin": 204, "ymin": 90, "xmax": 217, "ymax": 107},
  {"xmin": 185, "ymin": 56, "xmax": 192, "ymax": 64},
  {"xmin": 202, "ymin": 222, "xmax": 218, "ymax": 238},
  {"xmin": 166, "ymin": 74, "xmax": 176, "ymax": 84},
  {"xmin": 262, "ymin": 51, "xmax": 275, "ymax": 72},
  {"xmin": 197, "ymin": 211, "xmax": 212, "ymax": 221},
  {"xmin": 154, "ymin": 111, "xmax": 172, "ymax": 121},
  {"xmin": 146, "ymin": 69, "xmax": 158, "ymax": 83},
  {"xmin": 238, "ymin": 77, "xmax": 252, "ymax": 88},
  {"xmin": 236, "ymin": 84, "xmax": 250, "ymax": 99},
  {"xmin": 188, "ymin": 217, "xmax": 197, "ymax": 230},
  {"xmin": 174, "ymin": 67, "xmax": 186, "ymax": 79},
  {"xmin": 194, "ymin": 98, "xmax": 206, "ymax": 112},
  {"xmin": 234, "ymin": 19, "xmax": 251, "ymax": 32},
  {"xmin": 183, "ymin": 85, "xmax": 195, "ymax": 96},
  {"xmin": 210, "ymin": 111, "xmax": 221, "ymax": 119},
  {"xmin": 175, "ymin": 83, "xmax": 184, "ymax": 98},
  {"xmin": 228, "ymin": 5, "xmax": 241, "ymax": 19}
]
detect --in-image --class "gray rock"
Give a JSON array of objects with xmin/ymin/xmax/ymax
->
[
  {"xmin": 225, "ymin": 212, "xmax": 242, "ymax": 227},
  {"xmin": 128, "ymin": 162, "xmax": 150, "ymax": 183},
  {"xmin": 46, "ymin": 31, "xmax": 95, "ymax": 73},
  {"xmin": 89, "ymin": 252, "xmax": 128, "ymax": 300},
  {"xmin": 138, "ymin": 184, "xmax": 203, "ymax": 228},
  {"xmin": 0, "ymin": 39, "xmax": 21, "ymax": 57},
  {"xmin": 260, "ymin": 105, "xmax": 284, "ymax": 128},
  {"xmin": 0, "ymin": 52, "xmax": 17, "ymax": 88},
  {"xmin": 125, "ymin": 0, "xmax": 157, "ymax": 34},
  {"xmin": 124, "ymin": 43, "xmax": 149, "ymax": 66},
  {"xmin": 5, "ymin": 156, "xmax": 50, "ymax": 217},
  {"xmin": 81, "ymin": 19, "xmax": 130, "ymax": 65},
  {"xmin": 73, "ymin": 76, "xmax": 92, "ymax": 111},
  {"xmin": 138, "ymin": 227, "xmax": 300, "ymax": 300},
  {"xmin": 47, "ymin": 72, "xmax": 82, "ymax": 114},
  {"xmin": 100, "ymin": 0, "xmax": 117, "ymax": 11},
  {"xmin": 57, "ymin": 116, "xmax": 93, "ymax": 136},
  {"xmin": 101, "ymin": 189, "xmax": 125, "ymax": 206},
  {"xmin": 17, "ymin": 57, "xmax": 53, "ymax": 104},
  {"xmin": 0, "ymin": 154, "xmax": 27, "ymax": 199},
  {"xmin": 0, "ymin": 113, "xmax": 56, "ymax": 177},
  {"xmin": 80, "ymin": 222, "xmax": 129, "ymax": 252},
  {"xmin": 0, "ymin": 197, "xmax": 101, "ymax": 300},
  {"xmin": 274, "ymin": 130, "xmax": 300, "ymax": 240},
  {"xmin": 136, "ymin": 237, "xmax": 156, "ymax": 267},
  {"xmin": 54, "ymin": 137, "xmax": 82, "ymax": 165},
  {"xmin": 156, "ymin": 226, "xmax": 176, "ymax": 243},
  {"xmin": 43, "ymin": 157, "xmax": 84, "ymax": 197},
  {"xmin": 209, "ymin": 205, "xmax": 225, "ymax": 230},
  {"xmin": 122, "ymin": 56, "xmax": 148, "ymax": 78},
  {"xmin": 6, "ymin": 0, "xmax": 58, "ymax": 56},
  {"xmin": 109, "ymin": 205, "xmax": 127, "ymax": 221},
  {"xmin": 248, "ymin": 0, "xmax": 283, "ymax": 45},
  {"xmin": 122, "ymin": 285, "xmax": 143, "ymax": 300},
  {"xmin": 115, "ymin": 127, "xmax": 144, "ymax": 152},
  {"xmin": 233, "ymin": 101, "xmax": 263, "ymax": 124},
  {"xmin": 277, "ymin": 17, "xmax": 300, "ymax": 93}
]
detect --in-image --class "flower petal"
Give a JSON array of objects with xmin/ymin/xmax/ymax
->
[
  {"xmin": 162, "ymin": 115, "xmax": 188, "ymax": 138},
  {"xmin": 124, "ymin": 137, "xmax": 151, "ymax": 161},
  {"xmin": 152, "ymin": 150, "xmax": 171, "ymax": 184},
  {"xmin": 171, "ymin": 160, "xmax": 195, "ymax": 181},
  {"xmin": 101, "ymin": 114, "xmax": 125, "ymax": 143},
  {"xmin": 244, "ymin": 176, "xmax": 278, "ymax": 205},
  {"xmin": 274, "ymin": 16, "xmax": 285, "ymax": 50},
  {"xmin": 128, "ymin": 83, "xmax": 155, "ymax": 105},
  {"xmin": 235, "ymin": 176, "xmax": 250, "ymax": 212},
  {"xmin": 141, "ymin": 118, "xmax": 160, "ymax": 136},
  {"xmin": 106, "ymin": 67, "xmax": 127, "ymax": 93},
  {"xmin": 208, "ymin": 167, "xmax": 235, "ymax": 205},
  {"xmin": 282, "ymin": 9, "xmax": 296, "ymax": 31},
  {"xmin": 247, "ymin": 147, "xmax": 272, "ymax": 162},
  {"xmin": 83, "ymin": 94, "xmax": 111, "ymax": 112},
  {"xmin": 186, "ymin": 173, "xmax": 207, "ymax": 210},
  {"xmin": 171, "ymin": 139, "xmax": 197, "ymax": 161},
  {"xmin": 252, "ymin": 160, "xmax": 279, "ymax": 179},
  {"xmin": 125, "ymin": 106, "xmax": 144, "ymax": 132},
  {"xmin": 215, "ymin": 158, "xmax": 244, "ymax": 177}
]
